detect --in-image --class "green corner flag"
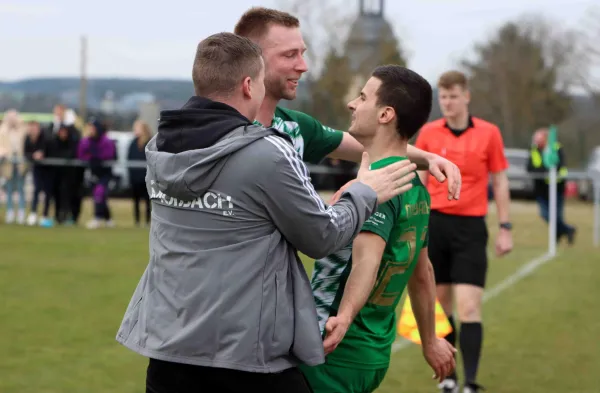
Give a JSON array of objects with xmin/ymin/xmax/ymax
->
[{"xmin": 543, "ymin": 125, "xmax": 559, "ymax": 169}]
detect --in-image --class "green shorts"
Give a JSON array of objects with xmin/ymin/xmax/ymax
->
[{"xmin": 300, "ymin": 362, "xmax": 388, "ymax": 393}]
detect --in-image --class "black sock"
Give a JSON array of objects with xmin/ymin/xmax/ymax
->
[
  {"xmin": 445, "ymin": 315, "xmax": 457, "ymax": 381},
  {"xmin": 460, "ymin": 322, "xmax": 483, "ymax": 385}
]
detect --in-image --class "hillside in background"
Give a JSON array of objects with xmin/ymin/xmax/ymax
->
[
  {"xmin": 0, "ymin": 77, "xmax": 598, "ymax": 127},
  {"xmin": 0, "ymin": 77, "xmax": 193, "ymax": 113}
]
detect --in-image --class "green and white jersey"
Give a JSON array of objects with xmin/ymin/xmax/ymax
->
[
  {"xmin": 253, "ymin": 106, "xmax": 344, "ymax": 164},
  {"xmin": 310, "ymin": 156, "xmax": 431, "ymax": 370}
]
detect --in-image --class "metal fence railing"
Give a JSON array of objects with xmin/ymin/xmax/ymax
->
[{"xmin": 1, "ymin": 157, "xmax": 599, "ymax": 247}]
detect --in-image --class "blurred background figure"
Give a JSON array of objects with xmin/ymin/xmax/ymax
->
[
  {"xmin": 527, "ymin": 128, "xmax": 577, "ymax": 244},
  {"xmin": 78, "ymin": 118, "xmax": 116, "ymax": 229},
  {"xmin": 66, "ymin": 120, "xmax": 85, "ymax": 226},
  {"xmin": 127, "ymin": 119, "xmax": 151, "ymax": 227},
  {"xmin": 50, "ymin": 104, "xmax": 70, "ymax": 133},
  {"xmin": 24, "ymin": 120, "xmax": 49, "ymax": 226},
  {"xmin": 0, "ymin": 109, "xmax": 28, "ymax": 224},
  {"xmin": 47, "ymin": 124, "xmax": 80, "ymax": 226}
]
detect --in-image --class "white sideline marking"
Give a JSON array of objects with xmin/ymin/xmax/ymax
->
[{"xmin": 391, "ymin": 252, "xmax": 556, "ymax": 352}]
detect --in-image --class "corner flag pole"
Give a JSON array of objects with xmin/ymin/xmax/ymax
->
[
  {"xmin": 545, "ymin": 125, "xmax": 559, "ymax": 257},
  {"xmin": 548, "ymin": 165, "xmax": 557, "ymax": 256}
]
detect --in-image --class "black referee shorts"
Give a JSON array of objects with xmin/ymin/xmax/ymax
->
[
  {"xmin": 146, "ymin": 358, "xmax": 314, "ymax": 393},
  {"xmin": 428, "ymin": 210, "xmax": 489, "ymax": 288}
]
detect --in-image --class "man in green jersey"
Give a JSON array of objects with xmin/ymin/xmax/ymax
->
[
  {"xmin": 233, "ymin": 7, "xmax": 462, "ymax": 197},
  {"xmin": 300, "ymin": 65, "xmax": 457, "ymax": 393}
]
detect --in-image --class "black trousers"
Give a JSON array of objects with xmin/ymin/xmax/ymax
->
[
  {"xmin": 146, "ymin": 358, "xmax": 314, "ymax": 393},
  {"xmin": 132, "ymin": 181, "xmax": 151, "ymax": 225}
]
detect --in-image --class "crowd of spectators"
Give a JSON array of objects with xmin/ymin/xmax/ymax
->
[{"xmin": 0, "ymin": 105, "xmax": 153, "ymax": 229}]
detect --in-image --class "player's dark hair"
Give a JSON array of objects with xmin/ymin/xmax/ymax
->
[{"xmin": 371, "ymin": 65, "xmax": 433, "ymax": 140}]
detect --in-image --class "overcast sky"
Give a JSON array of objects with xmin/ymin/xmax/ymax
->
[{"xmin": 0, "ymin": 0, "xmax": 597, "ymax": 84}]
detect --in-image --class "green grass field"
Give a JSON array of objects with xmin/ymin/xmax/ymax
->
[{"xmin": 1, "ymin": 197, "xmax": 599, "ymax": 393}]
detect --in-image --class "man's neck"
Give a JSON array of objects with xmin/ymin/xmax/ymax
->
[
  {"xmin": 363, "ymin": 128, "xmax": 408, "ymax": 164},
  {"xmin": 206, "ymin": 94, "xmax": 254, "ymax": 121},
  {"xmin": 255, "ymin": 95, "xmax": 279, "ymax": 126},
  {"xmin": 445, "ymin": 112, "xmax": 470, "ymax": 130}
]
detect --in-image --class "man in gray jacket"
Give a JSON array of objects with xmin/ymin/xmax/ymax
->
[{"xmin": 116, "ymin": 32, "xmax": 417, "ymax": 393}]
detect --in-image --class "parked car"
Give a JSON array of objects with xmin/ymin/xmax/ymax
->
[
  {"xmin": 505, "ymin": 148, "xmax": 535, "ymax": 200},
  {"xmin": 488, "ymin": 148, "xmax": 536, "ymax": 200},
  {"xmin": 577, "ymin": 146, "xmax": 600, "ymax": 201},
  {"xmin": 107, "ymin": 130, "xmax": 137, "ymax": 195}
]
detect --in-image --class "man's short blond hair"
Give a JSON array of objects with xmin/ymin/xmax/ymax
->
[
  {"xmin": 437, "ymin": 70, "xmax": 468, "ymax": 90},
  {"xmin": 192, "ymin": 32, "xmax": 263, "ymax": 98},
  {"xmin": 234, "ymin": 7, "xmax": 300, "ymax": 42}
]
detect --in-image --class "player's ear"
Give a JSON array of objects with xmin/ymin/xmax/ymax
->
[
  {"xmin": 242, "ymin": 76, "xmax": 252, "ymax": 99},
  {"xmin": 463, "ymin": 88, "xmax": 471, "ymax": 105},
  {"xmin": 379, "ymin": 106, "xmax": 395, "ymax": 125}
]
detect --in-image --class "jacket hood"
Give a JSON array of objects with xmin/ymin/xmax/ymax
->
[{"xmin": 146, "ymin": 96, "xmax": 288, "ymax": 201}]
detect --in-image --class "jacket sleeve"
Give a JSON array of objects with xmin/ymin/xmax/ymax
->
[
  {"xmin": 558, "ymin": 147, "xmax": 565, "ymax": 169},
  {"xmin": 78, "ymin": 138, "xmax": 91, "ymax": 160},
  {"xmin": 259, "ymin": 135, "xmax": 377, "ymax": 259},
  {"xmin": 98, "ymin": 139, "xmax": 116, "ymax": 160}
]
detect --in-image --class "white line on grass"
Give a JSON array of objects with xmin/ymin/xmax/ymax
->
[{"xmin": 391, "ymin": 252, "xmax": 556, "ymax": 353}]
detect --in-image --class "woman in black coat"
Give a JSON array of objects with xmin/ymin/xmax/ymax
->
[{"xmin": 127, "ymin": 120, "xmax": 152, "ymax": 227}]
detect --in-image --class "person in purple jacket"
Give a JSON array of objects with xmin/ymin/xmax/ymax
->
[{"xmin": 78, "ymin": 118, "xmax": 116, "ymax": 229}]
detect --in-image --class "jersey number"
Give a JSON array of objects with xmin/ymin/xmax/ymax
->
[{"xmin": 367, "ymin": 226, "xmax": 428, "ymax": 307}]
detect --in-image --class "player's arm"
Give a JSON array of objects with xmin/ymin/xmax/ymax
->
[
  {"xmin": 414, "ymin": 127, "xmax": 437, "ymax": 189},
  {"xmin": 329, "ymin": 132, "xmax": 444, "ymax": 172},
  {"xmin": 336, "ymin": 231, "xmax": 387, "ymax": 325},
  {"xmin": 407, "ymin": 247, "xmax": 437, "ymax": 347},
  {"xmin": 409, "ymin": 247, "xmax": 457, "ymax": 381},
  {"xmin": 321, "ymin": 201, "xmax": 396, "ymax": 354},
  {"xmin": 300, "ymin": 111, "xmax": 460, "ymax": 199},
  {"xmin": 327, "ymin": 132, "xmax": 363, "ymax": 162}
]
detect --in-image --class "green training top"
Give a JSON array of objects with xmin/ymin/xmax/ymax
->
[{"xmin": 253, "ymin": 106, "xmax": 344, "ymax": 164}]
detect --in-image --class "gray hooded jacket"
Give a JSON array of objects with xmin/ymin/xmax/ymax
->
[{"xmin": 116, "ymin": 96, "xmax": 377, "ymax": 373}]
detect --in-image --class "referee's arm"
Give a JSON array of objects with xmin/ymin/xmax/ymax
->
[
  {"xmin": 488, "ymin": 128, "xmax": 511, "ymax": 224},
  {"xmin": 490, "ymin": 171, "xmax": 510, "ymax": 223}
]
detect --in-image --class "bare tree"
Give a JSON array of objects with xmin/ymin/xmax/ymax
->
[
  {"xmin": 275, "ymin": 0, "xmax": 353, "ymax": 78},
  {"xmin": 275, "ymin": 0, "xmax": 408, "ymax": 130},
  {"xmin": 461, "ymin": 15, "xmax": 586, "ymax": 147},
  {"xmin": 577, "ymin": 5, "xmax": 600, "ymax": 100},
  {"xmin": 309, "ymin": 48, "xmax": 354, "ymax": 130}
]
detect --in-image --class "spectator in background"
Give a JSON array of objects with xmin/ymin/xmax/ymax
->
[
  {"xmin": 527, "ymin": 128, "xmax": 576, "ymax": 244},
  {"xmin": 48, "ymin": 124, "xmax": 80, "ymax": 225},
  {"xmin": 0, "ymin": 109, "xmax": 28, "ymax": 224},
  {"xmin": 127, "ymin": 119, "xmax": 152, "ymax": 227},
  {"xmin": 50, "ymin": 104, "xmax": 67, "ymax": 134},
  {"xmin": 68, "ymin": 123, "xmax": 85, "ymax": 225},
  {"xmin": 78, "ymin": 118, "xmax": 116, "ymax": 229},
  {"xmin": 24, "ymin": 120, "xmax": 49, "ymax": 226}
]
